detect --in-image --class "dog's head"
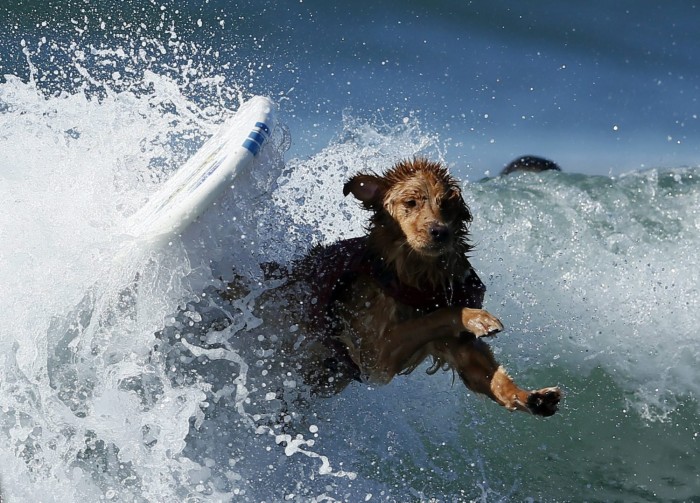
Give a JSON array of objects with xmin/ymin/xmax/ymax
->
[{"xmin": 343, "ymin": 158, "xmax": 472, "ymax": 259}]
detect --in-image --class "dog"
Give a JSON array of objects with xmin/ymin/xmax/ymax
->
[{"xmin": 232, "ymin": 158, "xmax": 561, "ymax": 416}]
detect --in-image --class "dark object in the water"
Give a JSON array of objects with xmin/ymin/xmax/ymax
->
[{"xmin": 501, "ymin": 155, "xmax": 561, "ymax": 175}]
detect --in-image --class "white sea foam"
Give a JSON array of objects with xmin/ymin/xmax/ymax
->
[
  {"xmin": 2, "ymin": 41, "xmax": 700, "ymax": 501},
  {"xmin": 0, "ymin": 58, "xmax": 241, "ymax": 500},
  {"xmin": 469, "ymin": 169, "xmax": 700, "ymax": 420}
]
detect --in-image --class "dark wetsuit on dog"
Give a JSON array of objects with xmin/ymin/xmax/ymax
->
[{"xmin": 295, "ymin": 236, "xmax": 486, "ymax": 383}]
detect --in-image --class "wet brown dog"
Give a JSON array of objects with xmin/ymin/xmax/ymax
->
[{"xmin": 264, "ymin": 157, "xmax": 562, "ymax": 416}]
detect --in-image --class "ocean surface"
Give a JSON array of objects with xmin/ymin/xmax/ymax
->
[{"xmin": 1, "ymin": 1, "xmax": 699, "ymax": 501}]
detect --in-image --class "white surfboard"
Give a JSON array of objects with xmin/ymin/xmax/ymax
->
[
  {"xmin": 126, "ymin": 96, "xmax": 276, "ymax": 248},
  {"xmin": 47, "ymin": 97, "xmax": 277, "ymax": 370}
]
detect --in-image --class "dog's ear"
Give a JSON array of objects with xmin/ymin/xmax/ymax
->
[{"xmin": 343, "ymin": 174, "xmax": 387, "ymax": 208}]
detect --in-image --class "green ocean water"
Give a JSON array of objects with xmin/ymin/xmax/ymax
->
[{"xmin": 1, "ymin": 1, "xmax": 699, "ymax": 501}]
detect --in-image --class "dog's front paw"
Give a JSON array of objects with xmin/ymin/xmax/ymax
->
[
  {"xmin": 526, "ymin": 387, "xmax": 561, "ymax": 416},
  {"xmin": 461, "ymin": 308, "xmax": 503, "ymax": 337}
]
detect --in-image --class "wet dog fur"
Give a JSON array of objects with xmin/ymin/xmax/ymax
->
[{"xmin": 232, "ymin": 158, "xmax": 561, "ymax": 416}]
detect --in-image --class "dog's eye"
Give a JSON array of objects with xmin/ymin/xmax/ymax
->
[{"xmin": 404, "ymin": 199, "xmax": 417, "ymax": 208}]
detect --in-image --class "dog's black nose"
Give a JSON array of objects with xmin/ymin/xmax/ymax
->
[{"xmin": 429, "ymin": 223, "xmax": 450, "ymax": 242}]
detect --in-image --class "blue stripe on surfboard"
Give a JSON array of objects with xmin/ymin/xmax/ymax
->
[
  {"xmin": 247, "ymin": 130, "xmax": 267, "ymax": 147},
  {"xmin": 242, "ymin": 122, "xmax": 271, "ymax": 156},
  {"xmin": 255, "ymin": 121, "xmax": 270, "ymax": 135},
  {"xmin": 242, "ymin": 138, "xmax": 261, "ymax": 156}
]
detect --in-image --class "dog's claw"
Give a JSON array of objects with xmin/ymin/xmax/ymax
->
[{"xmin": 483, "ymin": 325, "xmax": 503, "ymax": 338}]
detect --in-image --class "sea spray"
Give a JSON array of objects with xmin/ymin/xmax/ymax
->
[
  {"xmin": 2, "ymin": 35, "xmax": 700, "ymax": 503},
  {"xmin": 470, "ymin": 169, "xmax": 700, "ymax": 419}
]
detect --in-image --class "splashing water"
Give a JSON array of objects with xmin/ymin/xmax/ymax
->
[{"xmin": 2, "ymin": 27, "xmax": 700, "ymax": 503}]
